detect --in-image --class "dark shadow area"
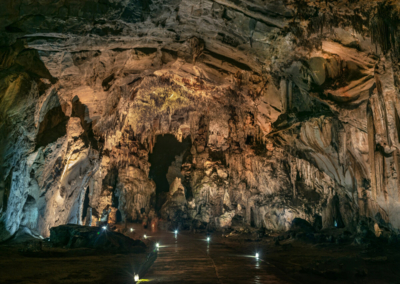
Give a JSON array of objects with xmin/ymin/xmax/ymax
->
[
  {"xmin": 111, "ymin": 188, "xmax": 119, "ymax": 208},
  {"xmin": 245, "ymin": 135, "xmax": 254, "ymax": 145},
  {"xmin": 1, "ymin": 170, "xmax": 12, "ymax": 212},
  {"xmin": 148, "ymin": 134, "xmax": 191, "ymax": 211},
  {"xmin": 116, "ymin": 210, "xmax": 122, "ymax": 223},
  {"xmin": 82, "ymin": 187, "xmax": 90, "ymax": 222},
  {"xmin": 250, "ymin": 208, "xmax": 256, "ymax": 227},
  {"xmin": 332, "ymin": 195, "xmax": 345, "ymax": 228},
  {"xmin": 36, "ymin": 106, "xmax": 68, "ymax": 149},
  {"xmin": 395, "ymin": 107, "xmax": 400, "ymax": 144},
  {"xmin": 71, "ymin": 96, "xmax": 98, "ymax": 150}
]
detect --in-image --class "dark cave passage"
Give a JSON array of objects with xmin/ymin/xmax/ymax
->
[
  {"xmin": 148, "ymin": 134, "xmax": 191, "ymax": 211},
  {"xmin": 36, "ymin": 106, "xmax": 68, "ymax": 149}
]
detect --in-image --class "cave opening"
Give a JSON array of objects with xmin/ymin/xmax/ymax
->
[{"xmin": 148, "ymin": 134, "xmax": 191, "ymax": 211}]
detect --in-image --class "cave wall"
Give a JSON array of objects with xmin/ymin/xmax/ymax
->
[{"xmin": 1, "ymin": 0, "xmax": 400, "ymax": 239}]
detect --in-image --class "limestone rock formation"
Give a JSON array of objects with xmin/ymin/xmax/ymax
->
[
  {"xmin": 160, "ymin": 177, "xmax": 187, "ymax": 222},
  {"xmin": 1, "ymin": 0, "xmax": 400, "ymax": 240},
  {"xmin": 50, "ymin": 224, "xmax": 146, "ymax": 252}
]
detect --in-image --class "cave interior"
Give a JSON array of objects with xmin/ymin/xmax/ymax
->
[{"xmin": 1, "ymin": 0, "xmax": 400, "ymax": 283}]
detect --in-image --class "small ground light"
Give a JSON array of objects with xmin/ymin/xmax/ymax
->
[
  {"xmin": 156, "ymin": 243, "xmax": 159, "ymax": 248},
  {"xmin": 144, "ymin": 234, "xmax": 147, "ymax": 239},
  {"xmin": 102, "ymin": 226, "xmax": 107, "ymax": 230},
  {"xmin": 130, "ymin": 228, "xmax": 133, "ymax": 232},
  {"xmin": 207, "ymin": 237, "xmax": 210, "ymax": 242},
  {"xmin": 255, "ymin": 253, "xmax": 259, "ymax": 259},
  {"xmin": 175, "ymin": 230, "xmax": 178, "ymax": 234},
  {"xmin": 134, "ymin": 274, "xmax": 139, "ymax": 282}
]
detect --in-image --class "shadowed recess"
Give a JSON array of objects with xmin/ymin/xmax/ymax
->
[{"xmin": 149, "ymin": 134, "xmax": 191, "ymax": 211}]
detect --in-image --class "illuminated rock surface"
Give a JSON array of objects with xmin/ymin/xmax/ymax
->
[{"xmin": 0, "ymin": 0, "xmax": 400, "ymax": 246}]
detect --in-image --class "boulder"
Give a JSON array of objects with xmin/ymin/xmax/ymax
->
[
  {"xmin": 50, "ymin": 224, "xmax": 146, "ymax": 252},
  {"xmin": 217, "ymin": 211, "xmax": 236, "ymax": 229}
]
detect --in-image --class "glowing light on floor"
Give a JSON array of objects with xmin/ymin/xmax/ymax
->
[
  {"xmin": 102, "ymin": 226, "xmax": 107, "ymax": 230},
  {"xmin": 255, "ymin": 253, "xmax": 259, "ymax": 259},
  {"xmin": 134, "ymin": 274, "xmax": 139, "ymax": 282},
  {"xmin": 174, "ymin": 230, "xmax": 178, "ymax": 234},
  {"xmin": 144, "ymin": 234, "xmax": 147, "ymax": 239},
  {"xmin": 156, "ymin": 243, "xmax": 159, "ymax": 248},
  {"xmin": 130, "ymin": 228, "xmax": 134, "ymax": 232},
  {"xmin": 207, "ymin": 237, "xmax": 210, "ymax": 242}
]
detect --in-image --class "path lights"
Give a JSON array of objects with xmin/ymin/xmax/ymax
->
[
  {"xmin": 102, "ymin": 226, "xmax": 107, "ymax": 230},
  {"xmin": 255, "ymin": 253, "xmax": 259, "ymax": 259},
  {"xmin": 134, "ymin": 274, "xmax": 139, "ymax": 282},
  {"xmin": 175, "ymin": 230, "xmax": 178, "ymax": 234},
  {"xmin": 156, "ymin": 243, "xmax": 160, "ymax": 248},
  {"xmin": 207, "ymin": 237, "xmax": 210, "ymax": 242},
  {"xmin": 130, "ymin": 228, "xmax": 133, "ymax": 232},
  {"xmin": 144, "ymin": 234, "xmax": 147, "ymax": 239}
]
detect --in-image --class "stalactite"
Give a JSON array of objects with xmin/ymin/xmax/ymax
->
[
  {"xmin": 369, "ymin": 2, "xmax": 400, "ymax": 56},
  {"xmin": 375, "ymin": 70, "xmax": 391, "ymax": 202},
  {"xmin": 367, "ymin": 103, "xmax": 377, "ymax": 200}
]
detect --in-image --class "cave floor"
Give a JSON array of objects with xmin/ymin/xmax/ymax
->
[
  {"xmin": 136, "ymin": 224, "xmax": 400, "ymax": 284},
  {"xmin": 0, "ymin": 237, "xmax": 151, "ymax": 284},
  {"xmin": 2, "ymin": 225, "xmax": 399, "ymax": 284},
  {"xmin": 217, "ymin": 229, "xmax": 400, "ymax": 284},
  {"xmin": 134, "ymin": 224, "xmax": 297, "ymax": 283}
]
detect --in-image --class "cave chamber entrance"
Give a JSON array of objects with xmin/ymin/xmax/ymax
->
[{"xmin": 148, "ymin": 134, "xmax": 191, "ymax": 212}]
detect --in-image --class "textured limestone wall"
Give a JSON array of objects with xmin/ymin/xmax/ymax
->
[{"xmin": 1, "ymin": 0, "xmax": 400, "ymax": 240}]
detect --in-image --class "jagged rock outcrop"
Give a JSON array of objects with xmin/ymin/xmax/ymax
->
[
  {"xmin": 1, "ymin": 0, "xmax": 400, "ymax": 240},
  {"xmin": 160, "ymin": 177, "xmax": 187, "ymax": 222}
]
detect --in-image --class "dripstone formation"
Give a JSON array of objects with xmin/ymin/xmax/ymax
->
[{"xmin": 1, "ymin": 0, "xmax": 400, "ymax": 241}]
